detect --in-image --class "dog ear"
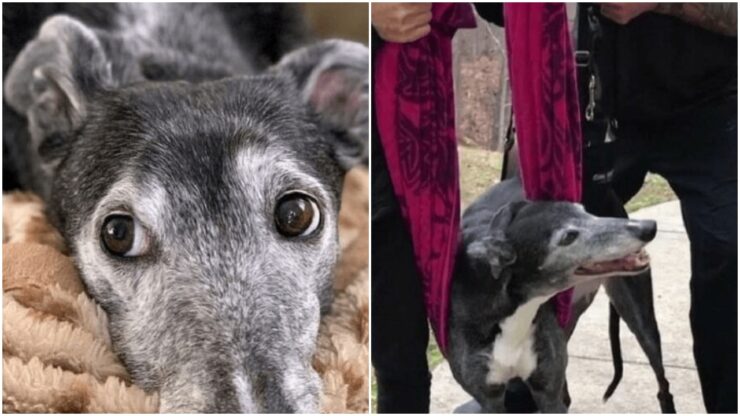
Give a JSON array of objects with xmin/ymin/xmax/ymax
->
[
  {"xmin": 4, "ymin": 15, "xmax": 114, "ymax": 165},
  {"xmin": 271, "ymin": 40, "xmax": 368, "ymax": 171},
  {"xmin": 466, "ymin": 202, "xmax": 524, "ymax": 279},
  {"xmin": 466, "ymin": 237, "xmax": 516, "ymax": 281}
]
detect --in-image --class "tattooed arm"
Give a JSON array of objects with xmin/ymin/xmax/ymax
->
[
  {"xmin": 600, "ymin": 3, "xmax": 737, "ymax": 37},
  {"xmin": 654, "ymin": 3, "xmax": 737, "ymax": 37}
]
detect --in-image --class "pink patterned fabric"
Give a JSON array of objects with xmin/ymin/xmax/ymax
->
[
  {"xmin": 504, "ymin": 3, "xmax": 583, "ymax": 327},
  {"xmin": 374, "ymin": 3, "xmax": 476, "ymax": 354}
]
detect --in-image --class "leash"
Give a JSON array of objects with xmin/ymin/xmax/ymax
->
[{"xmin": 576, "ymin": 4, "xmax": 617, "ymax": 188}]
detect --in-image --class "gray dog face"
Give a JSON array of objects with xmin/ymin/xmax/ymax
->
[
  {"xmin": 5, "ymin": 13, "xmax": 367, "ymax": 413},
  {"xmin": 67, "ymin": 82, "xmax": 340, "ymax": 413},
  {"xmin": 467, "ymin": 200, "xmax": 656, "ymax": 302}
]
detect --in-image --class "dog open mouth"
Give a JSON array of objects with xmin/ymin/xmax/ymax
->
[{"xmin": 575, "ymin": 249, "xmax": 651, "ymax": 276}]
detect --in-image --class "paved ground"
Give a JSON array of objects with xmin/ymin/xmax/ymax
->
[{"xmin": 430, "ymin": 200, "xmax": 705, "ymax": 413}]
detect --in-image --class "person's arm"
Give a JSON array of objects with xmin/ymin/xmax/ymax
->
[
  {"xmin": 600, "ymin": 3, "xmax": 737, "ymax": 37},
  {"xmin": 654, "ymin": 3, "xmax": 737, "ymax": 37}
]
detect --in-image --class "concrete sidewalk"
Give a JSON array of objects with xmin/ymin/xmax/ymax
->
[{"xmin": 430, "ymin": 200, "xmax": 705, "ymax": 413}]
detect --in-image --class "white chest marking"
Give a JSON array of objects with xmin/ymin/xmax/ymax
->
[{"xmin": 486, "ymin": 296, "xmax": 549, "ymax": 385}]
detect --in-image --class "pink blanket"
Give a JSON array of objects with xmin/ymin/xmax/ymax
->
[
  {"xmin": 505, "ymin": 3, "xmax": 583, "ymax": 326},
  {"xmin": 374, "ymin": 3, "xmax": 476, "ymax": 354}
]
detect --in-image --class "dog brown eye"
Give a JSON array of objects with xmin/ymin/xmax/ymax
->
[
  {"xmin": 559, "ymin": 230, "xmax": 579, "ymax": 246},
  {"xmin": 275, "ymin": 193, "xmax": 321, "ymax": 237},
  {"xmin": 101, "ymin": 214, "xmax": 149, "ymax": 257},
  {"xmin": 102, "ymin": 215, "xmax": 134, "ymax": 255}
]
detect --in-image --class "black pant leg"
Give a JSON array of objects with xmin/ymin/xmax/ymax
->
[
  {"xmin": 687, "ymin": 231, "xmax": 738, "ymax": 413},
  {"xmin": 646, "ymin": 98, "xmax": 738, "ymax": 413},
  {"xmin": 371, "ymin": 132, "xmax": 431, "ymax": 413}
]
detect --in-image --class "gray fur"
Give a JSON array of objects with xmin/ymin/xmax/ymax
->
[
  {"xmin": 4, "ymin": 4, "xmax": 367, "ymax": 412},
  {"xmin": 448, "ymin": 177, "xmax": 656, "ymax": 413}
]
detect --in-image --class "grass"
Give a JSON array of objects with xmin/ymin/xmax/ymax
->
[
  {"xmin": 370, "ymin": 145, "xmax": 676, "ymax": 411},
  {"xmin": 625, "ymin": 174, "xmax": 677, "ymax": 213},
  {"xmin": 426, "ymin": 336, "xmax": 446, "ymax": 369},
  {"xmin": 458, "ymin": 145, "xmax": 503, "ymax": 207}
]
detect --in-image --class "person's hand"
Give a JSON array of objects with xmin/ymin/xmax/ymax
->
[
  {"xmin": 600, "ymin": 3, "xmax": 657, "ymax": 25},
  {"xmin": 372, "ymin": 3, "xmax": 432, "ymax": 43}
]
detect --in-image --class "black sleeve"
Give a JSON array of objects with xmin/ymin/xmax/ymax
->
[
  {"xmin": 372, "ymin": 27, "xmax": 385, "ymax": 58},
  {"xmin": 474, "ymin": 3, "xmax": 504, "ymax": 27}
]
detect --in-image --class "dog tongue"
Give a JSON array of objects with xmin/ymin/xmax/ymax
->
[{"xmin": 576, "ymin": 249, "xmax": 650, "ymax": 275}]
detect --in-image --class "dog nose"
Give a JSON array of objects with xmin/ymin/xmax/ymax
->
[{"xmin": 628, "ymin": 219, "xmax": 657, "ymax": 242}]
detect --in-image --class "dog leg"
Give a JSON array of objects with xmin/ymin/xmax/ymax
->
[
  {"xmin": 527, "ymin": 380, "xmax": 568, "ymax": 413},
  {"xmin": 557, "ymin": 286, "xmax": 599, "ymax": 412},
  {"xmin": 604, "ymin": 272, "xmax": 676, "ymax": 413},
  {"xmin": 550, "ymin": 284, "xmax": 603, "ymax": 413},
  {"xmin": 476, "ymin": 384, "xmax": 507, "ymax": 413},
  {"xmin": 530, "ymin": 394, "xmax": 568, "ymax": 413},
  {"xmin": 527, "ymin": 364, "xmax": 568, "ymax": 413},
  {"xmin": 561, "ymin": 378, "xmax": 572, "ymax": 409}
]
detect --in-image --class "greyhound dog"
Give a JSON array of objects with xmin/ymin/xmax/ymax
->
[
  {"xmin": 502, "ymin": 145, "xmax": 675, "ymax": 412},
  {"xmin": 4, "ymin": 4, "xmax": 367, "ymax": 412},
  {"xmin": 448, "ymin": 176, "xmax": 657, "ymax": 413}
]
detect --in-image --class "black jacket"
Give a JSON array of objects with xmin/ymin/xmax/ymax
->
[
  {"xmin": 475, "ymin": 3, "xmax": 737, "ymax": 122},
  {"xmin": 579, "ymin": 4, "xmax": 737, "ymax": 123}
]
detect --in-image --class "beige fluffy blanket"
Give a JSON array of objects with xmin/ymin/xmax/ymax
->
[{"xmin": 2, "ymin": 168, "xmax": 369, "ymax": 413}]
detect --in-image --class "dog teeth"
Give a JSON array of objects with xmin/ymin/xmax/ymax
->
[
  {"xmin": 576, "ymin": 248, "xmax": 651, "ymax": 275},
  {"xmin": 634, "ymin": 248, "xmax": 650, "ymax": 267}
]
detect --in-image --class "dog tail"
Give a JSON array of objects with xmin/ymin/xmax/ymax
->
[{"xmin": 603, "ymin": 302, "xmax": 623, "ymax": 402}]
